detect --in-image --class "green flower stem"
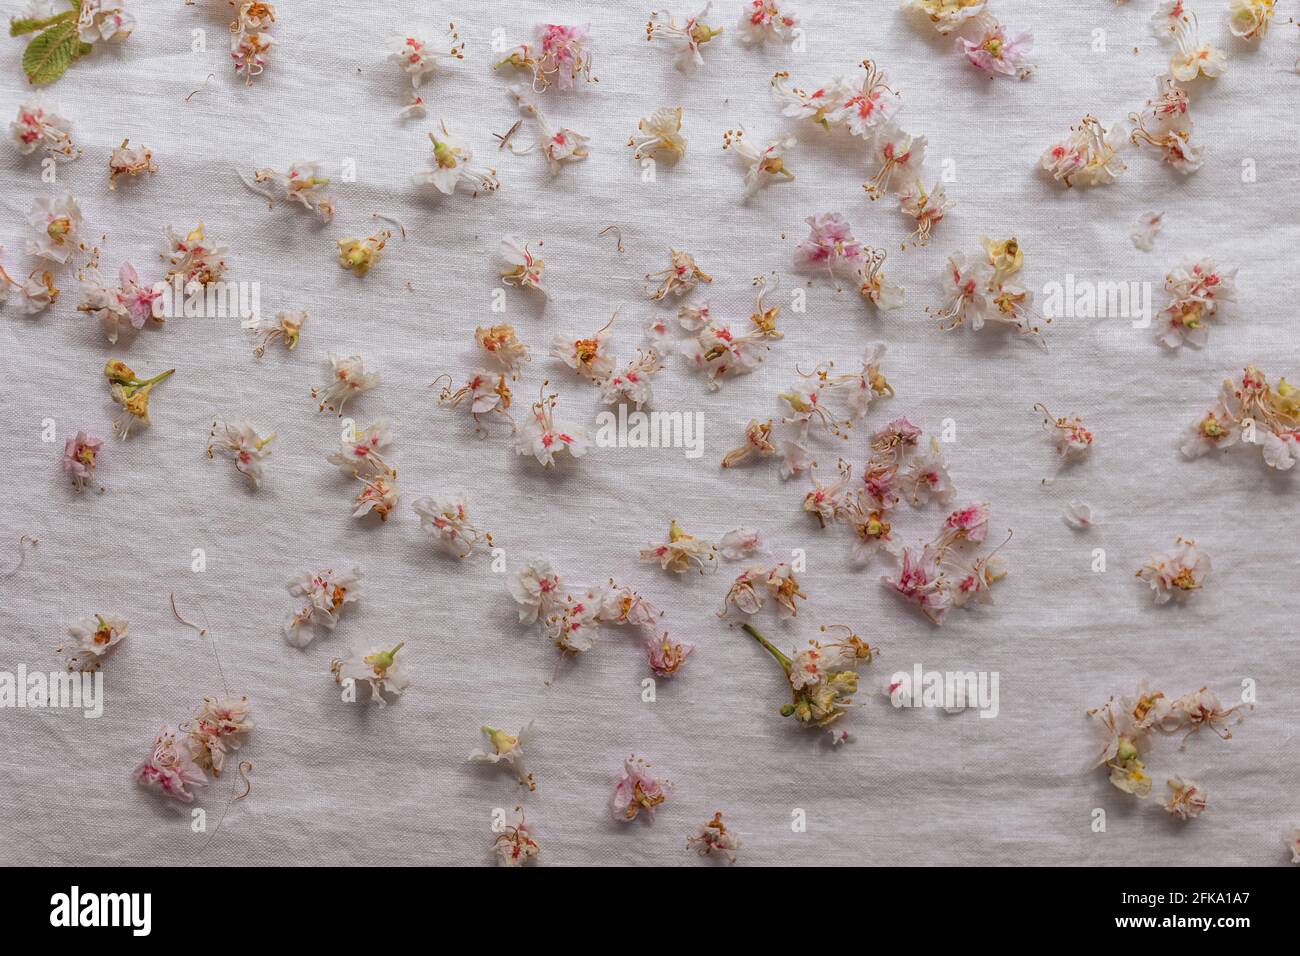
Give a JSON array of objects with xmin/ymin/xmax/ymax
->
[{"xmin": 740, "ymin": 623, "xmax": 792, "ymax": 673}]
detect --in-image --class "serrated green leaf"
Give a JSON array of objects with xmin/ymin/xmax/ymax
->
[{"xmin": 23, "ymin": 21, "xmax": 81, "ymax": 85}]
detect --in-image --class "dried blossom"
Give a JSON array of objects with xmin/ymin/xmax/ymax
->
[
  {"xmin": 181, "ymin": 696, "xmax": 253, "ymax": 777},
  {"xmin": 1182, "ymin": 364, "xmax": 1300, "ymax": 469},
  {"xmin": 722, "ymin": 127, "xmax": 795, "ymax": 196},
  {"xmin": 313, "ymin": 354, "xmax": 378, "ymax": 414},
  {"xmin": 162, "ymin": 222, "xmax": 228, "ymax": 287},
  {"xmin": 494, "ymin": 23, "xmax": 595, "ymax": 93},
  {"xmin": 646, "ymin": 3, "xmax": 723, "ymax": 74},
  {"xmin": 107, "ymin": 139, "xmax": 155, "ymax": 189},
  {"xmin": 611, "ymin": 755, "xmax": 671, "ymax": 822},
  {"xmin": 499, "ymin": 235, "xmax": 547, "ymax": 296},
  {"xmin": 1156, "ymin": 258, "xmax": 1235, "ymax": 348},
  {"xmin": 647, "ymin": 247, "xmax": 710, "ymax": 300},
  {"xmin": 135, "ymin": 726, "xmax": 206, "ymax": 804},
  {"xmin": 1164, "ymin": 686, "xmax": 1247, "ymax": 745},
  {"xmin": 493, "ymin": 807, "xmax": 540, "ymax": 867},
  {"xmin": 61, "ymin": 431, "xmax": 103, "ymax": 493},
  {"xmin": 282, "ymin": 565, "xmax": 362, "ymax": 647},
  {"xmin": 26, "ymin": 192, "xmax": 83, "ymax": 265},
  {"xmin": 515, "ymin": 384, "xmax": 589, "ymax": 468},
  {"xmin": 331, "ymin": 641, "xmax": 409, "ymax": 707},
  {"xmin": 387, "ymin": 24, "xmax": 464, "ymax": 88},
  {"xmin": 229, "ymin": 1, "xmax": 277, "ymax": 87},
  {"xmin": 1033, "ymin": 404, "xmax": 1093, "ymax": 461},
  {"xmin": 248, "ymin": 161, "xmax": 335, "ymax": 222},
  {"xmin": 1136, "ymin": 537, "xmax": 1210, "ymax": 604},
  {"xmin": 742, "ymin": 623, "xmax": 874, "ymax": 739},
  {"xmin": 434, "ymin": 369, "xmax": 514, "ymax": 433},
  {"xmin": 905, "ymin": 0, "xmax": 988, "ymax": 35},
  {"xmin": 468, "ymin": 723, "xmax": 536, "ymax": 791},
  {"xmin": 63, "ymin": 613, "xmax": 126, "ymax": 671},
  {"xmin": 1040, "ymin": 115, "xmax": 1127, "ymax": 188},
  {"xmin": 9, "ymin": 102, "xmax": 78, "ymax": 161},
  {"xmin": 413, "ymin": 121, "xmax": 500, "ymax": 195},
  {"xmin": 475, "ymin": 323, "xmax": 531, "ymax": 374},
  {"xmin": 411, "ymin": 494, "xmax": 492, "ymax": 559},
  {"xmin": 508, "ymin": 557, "xmax": 564, "ymax": 624},
  {"xmin": 737, "ymin": 0, "xmax": 799, "ymax": 44},
  {"xmin": 628, "ymin": 106, "xmax": 687, "ymax": 160},
  {"xmin": 687, "ymin": 812, "xmax": 740, "ymax": 863},
  {"xmin": 856, "ymin": 248, "xmax": 905, "ymax": 311},
  {"xmin": 207, "ymin": 418, "xmax": 275, "ymax": 489},
  {"xmin": 1160, "ymin": 776, "xmax": 1206, "ymax": 820},
  {"xmin": 720, "ymin": 562, "xmax": 808, "ymax": 618},
  {"xmin": 337, "ymin": 229, "xmax": 391, "ymax": 276},
  {"xmin": 1088, "ymin": 697, "xmax": 1153, "ymax": 798},
  {"xmin": 104, "ymin": 359, "xmax": 173, "ymax": 439},
  {"xmin": 640, "ymin": 519, "xmax": 718, "ymax": 574},
  {"xmin": 243, "ymin": 309, "xmax": 305, "ymax": 357},
  {"xmin": 507, "ymin": 83, "xmax": 591, "ymax": 175}
]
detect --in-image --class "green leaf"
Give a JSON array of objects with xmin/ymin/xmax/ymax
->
[{"xmin": 22, "ymin": 20, "xmax": 83, "ymax": 85}]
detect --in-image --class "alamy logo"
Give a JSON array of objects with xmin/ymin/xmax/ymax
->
[
  {"xmin": 50, "ymin": 886, "xmax": 151, "ymax": 936},
  {"xmin": 0, "ymin": 667, "xmax": 103, "ymax": 718},
  {"xmin": 593, "ymin": 406, "xmax": 704, "ymax": 459},
  {"xmin": 151, "ymin": 277, "xmax": 260, "ymax": 322},
  {"xmin": 1041, "ymin": 274, "xmax": 1152, "ymax": 328},
  {"xmin": 887, "ymin": 664, "xmax": 1000, "ymax": 718}
]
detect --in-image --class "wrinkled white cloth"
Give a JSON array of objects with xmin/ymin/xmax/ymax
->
[{"xmin": 1, "ymin": 1, "xmax": 1297, "ymax": 866}]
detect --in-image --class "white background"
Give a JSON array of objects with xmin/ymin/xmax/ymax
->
[{"xmin": 1, "ymin": 0, "xmax": 1298, "ymax": 866}]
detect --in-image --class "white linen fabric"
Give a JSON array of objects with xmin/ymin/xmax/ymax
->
[{"xmin": 1, "ymin": 0, "xmax": 1297, "ymax": 867}]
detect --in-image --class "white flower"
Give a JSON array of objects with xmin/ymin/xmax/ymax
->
[
  {"xmin": 508, "ymin": 558, "xmax": 563, "ymax": 624},
  {"xmin": 599, "ymin": 350, "xmax": 664, "ymax": 409},
  {"xmin": 1170, "ymin": 14, "xmax": 1226, "ymax": 81},
  {"xmin": 515, "ymin": 392, "xmax": 590, "ymax": 467},
  {"xmin": 724, "ymin": 128, "xmax": 795, "ymax": 196},
  {"xmin": 1062, "ymin": 500, "xmax": 1095, "ymax": 530},
  {"xmin": 64, "ymin": 614, "xmax": 127, "ymax": 671},
  {"xmin": 413, "ymin": 120, "xmax": 500, "ymax": 195},
  {"xmin": 547, "ymin": 590, "xmax": 604, "ymax": 654},
  {"xmin": 182, "ymin": 695, "xmax": 254, "ymax": 777},
  {"xmin": 1040, "ymin": 115, "xmax": 1127, "ymax": 188},
  {"xmin": 738, "ymin": 0, "xmax": 799, "ymax": 43},
  {"xmin": 77, "ymin": 0, "xmax": 134, "ymax": 43},
  {"xmin": 898, "ymin": 180, "xmax": 952, "ymax": 247},
  {"xmin": 162, "ymin": 222, "xmax": 229, "ymax": 287},
  {"xmin": 1227, "ymin": 0, "xmax": 1275, "ymax": 40},
  {"xmin": 499, "ymin": 235, "xmax": 547, "ymax": 296},
  {"xmin": 493, "ymin": 807, "xmax": 540, "ymax": 867},
  {"xmin": 1161, "ymin": 776, "xmax": 1207, "ymax": 820},
  {"xmin": 629, "ymin": 107, "xmax": 687, "ymax": 160},
  {"xmin": 283, "ymin": 566, "xmax": 363, "ymax": 647},
  {"xmin": 331, "ymin": 641, "xmax": 409, "ymax": 707},
  {"xmin": 828, "ymin": 59, "xmax": 901, "ymax": 139},
  {"xmin": 610, "ymin": 755, "xmax": 671, "ymax": 822},
  {"xmin": 411, "ymin": 494, "xmax": 491, "ymax": 559},
  {"xmin": 1130, "ymin": 212, "xmax": 1163, "ymax": 251},
  {"xmin": 207, "ymin": 418, "xmax": 275, "ymax": 489},
  {"xmin": 1258, "ymin": 430, "xmax": 1299, "ymax": 471},
  {"xmin": 905, "ymin": 0, "xmax": 988, "ymax": 35},
  {"xmin": 250, "ymin": 161, "xmax": 335, "ymax": 223},
  {"xmin": 901, "ymin": 436, "xmax": 954, "ymax": 506},
  {"xmin": 862, "ymin": 125, "xmax": 926, "ymax": 199},
  {"xmin": 687, "ymin": 812, "xmax": 741, "ymax": 863},
  {"xmin": 313, "ymin": 354, "xmax": 378, "ymax": 415},
  {"xmin": 640, "ymin": 519, "xmax": 717, "ymax": 574},
  {"xmin": 856, "ymin": 249, "xmax": 905, "ymax": 311},
  {"xmin": 243, "ymin": 309, "xmax": 305, "ymax": 357},
  {"xmin": 719, "ymin": 527, "xmax": 765, "ymax": 561},
  {"xmin": 1180, "ymin": 404, "xmax": 1238, "ymax": 459},
  {"xmin": 26, "ymin": 193, "xmax": 82, "ymax": 265},
  {"xmin": 387, "ymin": 25, "xmax": 463, "ymax": 88},
  {"xmin": 647, "ymin": 3, "xmax": 723, "ymax": 74},
  {"xmin": 134, "ymin": 726, "xmax": 206, "ymax": 804},
  {"xmin": 1136, "ymin": 538, "xmax": 1210, "ymax": 604},
  {"xmin": 9, "ymin": 101, "xmax": 77, "ymax": 160},
  {"xmin": 468, "ymin": 722, "xmax": 535, "ymax": 791}
]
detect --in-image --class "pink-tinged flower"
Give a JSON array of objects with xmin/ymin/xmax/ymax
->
[
  {"xmin": 282, "ymin": 566, "xmax": 363, "ymax": 647},
  {"xmin": 1180, "ymin": 404, "xmax": 1239, "ymax": 459},
  {"xmin": 642, "ymin": 626, "xmax": 694, "ymax": 677},
  {"xmin": 312, "ymin": 354, "xmax": 378, "ymax": 415},
  {"xmin": 9, "ymin": 101, "xmax": 78, "ymax": 160},
  {"xmin": 207, "ymin": 418, "xmax": 275, "ymax": 489},
  {"xmin": 508, "ymin": 558, "xmax": 564, "ymax": 624},
  {"xmin": 61, "ymin": 431, "xmax": 103, "ymax": 492},
  {"xmin": 1169, "ymin": 14, "xmax": 1227, "ymax": 82},
  {"xmin": 514, "ymin": 389, "xmax": 589, "ymax": 468},
  {"xmin": 135, "ymin": 726, "xmax": 207, "ymax": 804},
  {"xmin": 942, "ymin": 502, "xmax": 990, "ymax": 545},
  {"xmin": 493, "ymin": 807, "xmax": 540, "ymax": 866},
  {"xmin": 741, "ymin": 622, "xmax": 874, "ymax": 738},
  {"xmin": 330, "ymin": 641, "xmax": 409, "ymax": 707},
  {"xmin": 957, "ymin": 22, "xmax": 1034, "ymax": 79},
  {"xmin": 412, "ymin": 494, "xmax": 491, "ymax": 559},
  {"xmin": 77, "ymin": 0, "xmax": 134, "ymax": 43},
  {"xmin": 906, "ymin": 0, "xmax": 988, "ymax": 35},
  {"xmin": 901, "ymin": 437, "xmax": 954, "ymax": 506},
  {"xmin": 738, "ymin": 0, "xmax": 799, "ymax": 44},
  {"xmin": 1161, "ymin": 776, "xmax": 1207, "ymax": 820},
  {"xmin": 796, "ymin": 212, "xmax": 865, "ymax": 277},
  {"xmin": 611, "ymin": 755, "xmax": 671, "ymax": 822},
  {"xmin": 647, "ymin": 3, "xmax": 723, "ymax": 74},
  {"xmin": 64, "ymin": 613, "xmax": 126, "ymax": 670},
  {"xmin": 882, "ymin": 545, "xmax": 949, "ymax": 625},
  {"xmin": 499, "ymin": 235, "xmax": 547, "ymax": 297},
  {"xmin": 1040, "ymin": 115, "xmax": 1127, "ymax": 188},
  {"xmin": 640, "ymin": 519, "xmax": 717, "ymax": 574},
  {"xmin": 387, "ymin": 25, "xmax": 464, "ymax": 88},
  {"xmin": 163, "ymin": 222, "xmax": 229, "ymax": 287},
  {"xmin": 183, "ymin": 696, "xmax": 254, "ymax": 777},
  {"xmin": 413, "ymin": 120, "xmax": 500, "ymax": 195},
  {"xmin": 1136, "ymin": 537, "xmax": 1210, "ymax": 604},
  {"xmin": 26, "ymin": 192, "xmax": 82, "ymax": 265},
  {"xmin": 863, "ymin": 125, "xmax": 926, "ymax": 199},
  {"xmin": 107, "ymin": 139, "xmax": 156, "ymax": 190},
  {"xmin": 687, "ymin": 811, "xmax": 741, "ymax": 863},
  {"xmin": 468, "ymin": 723, "xmax": 536, "ymax": 791},
  {"xmin": 1034, "ymin": 404, "xmax": 1093, "ymax": 460},
  {"xmin": 828, "ymin": 59, "xmax": 901, "ymax": 139}
]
